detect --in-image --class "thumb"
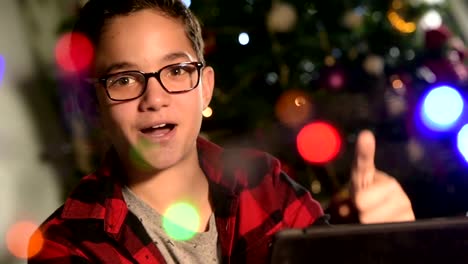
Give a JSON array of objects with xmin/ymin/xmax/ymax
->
[{"xmin": 352, "ymin": 130, "xmax": 376, "ymax": 190}]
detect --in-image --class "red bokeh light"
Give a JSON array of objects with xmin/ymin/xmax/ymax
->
[
  {"xmin": 296, "ymin": 121, "xmax": 342, "ymax": 164},
  {"xmin": 55, "ymin": 32, "xmax": 94, "ymax": 73},
  {"xmin": 6, "ymin": 221, "xmax": 43, "ymax": 259}
]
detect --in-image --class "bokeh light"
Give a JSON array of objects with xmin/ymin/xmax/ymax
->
[
  {"xmin": 163, "ymin": 203, "xmax": 200, "ymax": 241},
  {"xmin": 275, "ymin": 89, "xmax": 313, "ymax": 128},
  {"xmin": 420, "ymin": 10, "xmax": 442, "ymax": 30},
  {"xmin": 202, "ymin": 106, "xmax": 213, "ymax": 118},
  {"xmin": 407, "ymin": 138, "xmax": 425, "ymax": 163},
  {"xmin": 55, "ymin": 32, "xmax": 94, "ymax": 73},
  {"xmin": 181, "ymin": 0, "xmax": 191, "ymax": 8},
  {"xmin": 338, "ymin": 204, "xmax": 351, "ymax": 217},
  {"xmin": 328, "ymin": 71, "xmax": 345, "ymax": 90},
  {"xmin": 392, "ymin": 79, "xmax": 404, "ymax": 90},
  {"xmin": 421, "ymin": 85, "xmax": 464, "ymax": 131},
  {"xmin": 129, "ymin": 139, "xmax": 155, "ymax": 171},
  {"xmin": 457, "ymin": 124, "xmax": 468, "ymax": 162},
  {"xmin": 265, "ymin": 72, "xmax": 279, "ymax": 85},
  {"xmin": 6, "ymin": 221, "xmax": 43, "ymax": 259},
  {"xmin": 387, "ymin": 10, "xmax": 416, "ymax": 33},
  {"xmin": 311, "ymin": 180, "xmax": 321, "ymax": 194},
  {"xmin": 0, "ymin": 55, "xmax": 5, "ymax": 86},
  {"xmin": 324, "ymin": 56, "xmax": 336, "ymax": 67},
  {"xmin": 238, "ymin": 32, "xmax": 250, "ymax": 46},
  {"xmin": 423, "ymin": 0, "xmax": 445, "ymax": 4},
  {"xmin": 389, "ymin": 47, "xmax": 401, "ymax": 58},
  {"xmin": 296, "ymin": 121, "xmax": 342, "ymax": 164}
]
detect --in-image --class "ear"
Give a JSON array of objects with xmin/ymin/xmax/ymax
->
[{"xmin": 200, "ymin": 66, "xmax": 215, "ymax": 110}]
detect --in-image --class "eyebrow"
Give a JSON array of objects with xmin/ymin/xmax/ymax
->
[
  {"xmin": 101, "ymin": 52, "xmax": 194, "ymax": 76},
  {"xmin": 161, "ymin": 52, "xmax": 193, "ymax": 63},
  {"xmin": 102, "ymin": 62, "xmax": 137, "ymax": 75}
]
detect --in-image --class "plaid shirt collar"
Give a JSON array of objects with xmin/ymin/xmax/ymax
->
[{"xmin": 60, "ymin": 137, "xmax": 241, "ymax": 254}]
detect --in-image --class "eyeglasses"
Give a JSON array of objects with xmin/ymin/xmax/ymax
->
[{"xmin": 91, "ymin": 62, "xmax": 204, "ymax": 101}]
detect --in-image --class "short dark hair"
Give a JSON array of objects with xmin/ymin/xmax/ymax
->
[{"xmin": 74, "ymin": 0, "xmax": 205, "ymax": 63}]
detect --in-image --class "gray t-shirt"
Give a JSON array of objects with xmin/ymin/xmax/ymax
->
[{"xmin": 122, "ymin": 186, "xmax": 220, "ymax": 264}]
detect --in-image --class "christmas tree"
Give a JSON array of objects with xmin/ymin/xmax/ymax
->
[
  {"xmin": 188, "ymin": 0, "xmax": 468, "ymax": 221},
  {"xmin": 57, "ymin": 0, "xmax": 468, "ymax": 222}
]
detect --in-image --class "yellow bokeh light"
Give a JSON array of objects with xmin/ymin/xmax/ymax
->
[
  {"xmin": 202, "ymin": 107, "xmax": 213, "ymax": 118},
  {"xmin": 387, "ymin": 11, "xmax": 416, "ymax": 34},
  {"xmin": 311, "ymin": 180, "xmax": 321, "ymax": 194},
  {"xmin": 325, "ymin": 56, "xmax": 336, "ymax": 67},
  {"xmin": 294, "ymin": 96, "xmax": 307, "ymax": 107},
  {"xmin": 275, "ymin": 90, "xmax": 313, "ymax": 128},
  {"xmin": 392, "ymin": 0, "xmax": 403, "ymax": 10}
]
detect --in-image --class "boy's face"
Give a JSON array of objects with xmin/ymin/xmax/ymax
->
[{"xmin": 92, "ymin": 9, "xmax": 214, "ymax": 173}]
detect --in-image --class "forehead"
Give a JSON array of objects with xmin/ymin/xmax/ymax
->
[{"xmin": 93, "ymin": 9, "xmax": 196, "ymax": 73}]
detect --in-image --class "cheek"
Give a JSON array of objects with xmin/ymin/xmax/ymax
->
[
  {"xmin": 107, "ymin": 105, "xmax": 134, "ymax": 129},
  {"xmin": 96, "ymin": 97, "xmax": 132, "ymax": 135}
]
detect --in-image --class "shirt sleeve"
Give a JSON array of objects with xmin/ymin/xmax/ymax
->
[
  {"xmin": 277, "ymin": 171, "xmax": 325, "ymax": 228},
  {"xmin": 28, "ymin": 224, "xmax": 91, "ymax": 264}
]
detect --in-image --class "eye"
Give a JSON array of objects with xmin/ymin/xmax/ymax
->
[
  {"xmin": 116, "ymin": 76, "xmax": 135, "ymax": 85},
  {"xmin": 108, "ymin": 73, "xmax": 138, "ymax": 87},
  {"xmin": 168, "ymin": 66, "xmax": 187, "ymax": 76},
  {"xmin": 166, "ymin": 64, "xmax": 197, "ymax": 77}
]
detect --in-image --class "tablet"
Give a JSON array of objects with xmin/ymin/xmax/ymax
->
[{"xmin": 271, "ymin": 217, "xmax": 468, "ymax": 264}]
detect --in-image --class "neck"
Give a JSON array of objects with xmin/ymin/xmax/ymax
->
[{"xmin": 124, "ymin": 150, "xmax": 211, "ymax": 221}]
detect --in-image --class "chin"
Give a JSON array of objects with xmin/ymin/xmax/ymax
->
[{"xmin": 130, "ymin": 147, "xmax": 185, "ymax": 172}]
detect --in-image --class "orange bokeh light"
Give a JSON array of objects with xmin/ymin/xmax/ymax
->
[
  {"xmin": 6, "ymin": 221, "xmax": 44, "ymax": 259},
  {"xmin": 275, "ymin": 89, "xmax": 313, "ymax": 128},
  {"xmin": 296, "ymin": 121, "xmax": 342, "ymax": 164},
  {"xmin": 55, "ymin": 32, "xmax": 94, "ymax": 73}
]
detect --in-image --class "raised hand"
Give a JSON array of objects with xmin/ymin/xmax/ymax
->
[{"xmin": 351, "ymin": 130, "xmax": 415, "ymax": 224}]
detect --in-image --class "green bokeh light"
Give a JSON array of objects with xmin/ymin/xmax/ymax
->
[
  {"xmin": 129, "ymin": 138, "xmax": 155, "ymax": 171},
  {"xmin": 162, "ymin": 203, "xmax": 200, "ymax": 241}
]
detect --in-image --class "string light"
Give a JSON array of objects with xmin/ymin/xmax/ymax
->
[
  {"xmin": 324, "ymin": 56, "xmax": 336, "ymax": 66},
  {"xmin": 238, "ymin": 32, "xmax": 250, "ymax": 45},
  {"xmin": 311, "ymin": 180, "xmax": 322, "ymax": 194},
  {"xmin": 420, "ymin": 10, "xmax": 442, "ymax": 30},
  {"xmin": 387, "ymin": 0, "xmax": 417, "ymax": 34}
]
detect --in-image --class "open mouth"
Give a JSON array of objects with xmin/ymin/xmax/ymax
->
[{"xmin": 140, "ymin": 123, "xmax": 176, "ymax": 137}]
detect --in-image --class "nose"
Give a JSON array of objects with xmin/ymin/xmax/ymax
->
[{"xmin": 138, "ymin": 75, "xmax": 171, "ymax": 111}]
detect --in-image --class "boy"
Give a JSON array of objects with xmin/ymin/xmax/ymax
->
[{"xmin": 29, "ymin": 0, "xmax": 414, "ymax": 263}]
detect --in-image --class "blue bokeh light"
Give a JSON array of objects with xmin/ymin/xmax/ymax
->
[
  {"xmin": 457, "ymin": 124, "xmax": 468, "ymax": 162},
  {"xmin": 181, "ymin": 0, "xmax": 191, "ymax": 8},
  {"xmin": 0, "ymin": 55, "xmax": 5, "ymax": 86},
  {"xmin": 421, "ymin": 85, "xmax": 464, "ymax": 131}
]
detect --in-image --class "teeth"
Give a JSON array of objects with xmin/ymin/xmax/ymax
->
[{"xmin": 152, "ymin": 124, "xmax": 167, "ymax": 129}]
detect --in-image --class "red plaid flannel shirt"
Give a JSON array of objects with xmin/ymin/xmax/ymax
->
[{"xmin": 28, "ymin": 137, "xmax": 323, "ymax": 263}]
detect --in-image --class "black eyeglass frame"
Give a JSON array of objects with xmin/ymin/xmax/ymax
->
[{"xmin": 90, "ymin": 61, "xmax": 205, "ymax": 101}]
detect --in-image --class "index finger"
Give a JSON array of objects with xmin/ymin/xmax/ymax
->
[{"xmin": 352, "ymin": 130, "xmax": 376, "ymax": 189}]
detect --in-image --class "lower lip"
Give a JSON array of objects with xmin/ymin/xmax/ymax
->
[{"xmin": 140, "ymin": 126, "xmax": 177, "ymax": 143}]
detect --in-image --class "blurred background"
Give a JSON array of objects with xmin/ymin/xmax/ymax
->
[{"xmin": 1, "ymin": 0, "xmax": 468, "ymax": 262}]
